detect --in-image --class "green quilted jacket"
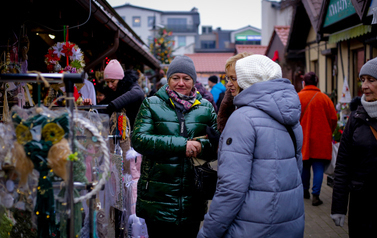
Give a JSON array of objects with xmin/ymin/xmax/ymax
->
[{"xmin": 131, "ymin": 84, "xmax": 218, "ymax": 225}]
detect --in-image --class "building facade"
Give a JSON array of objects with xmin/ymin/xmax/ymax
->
[
  {"xmin": 261, "ymin": 0, "xmax": 295, "ymax": 46},
  {"xmin": 113, "ymin": 4, "xmax": 200, "ymax": 57},
  {"xmin": 285, "ymin": 0, "xmax": 377, "ymax": 104}
]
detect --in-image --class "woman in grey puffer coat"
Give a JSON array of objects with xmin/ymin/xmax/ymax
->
[{"xmin": 198, "ymin": 55, "xmax": 305, "ymax": 238}]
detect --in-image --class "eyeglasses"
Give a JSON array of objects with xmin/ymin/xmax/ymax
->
[{"xmin": 226, "ymin": 76, "xmax": 237, "ymax": 82}]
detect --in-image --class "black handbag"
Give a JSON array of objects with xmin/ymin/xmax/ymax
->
[
  {"xmin": 174, "ymin": 106, "xmax": 218, "ymax": 200},
  {"xmin": 192, "ymin": 157, "xmax": 217, "ymax": 200}
]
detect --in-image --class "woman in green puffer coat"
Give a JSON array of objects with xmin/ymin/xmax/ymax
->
[{"xmin": 131, "ymin": 56, "xmax": 218, "ymax": 238}]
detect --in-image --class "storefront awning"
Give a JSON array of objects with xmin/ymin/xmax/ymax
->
[{"xmin": 328, "ymin": 24, "xmax": 372, "ymax": 44}]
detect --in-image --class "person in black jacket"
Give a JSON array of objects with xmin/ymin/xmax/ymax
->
[
  {"xmin": 100, "ymin": 60, "xmax": 145, "ymax": 130},
  {"xmin": 331, "ymin": 57, "xmax": 377, "ymax": 237}
]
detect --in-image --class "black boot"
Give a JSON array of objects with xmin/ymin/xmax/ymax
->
[
  {"xmin": 304, "ymin": 190, "xmax": 310, "ymax": 199},
  {"xmin": 312, "ymin": 194, "xmax": 323, "ymax": 206}
]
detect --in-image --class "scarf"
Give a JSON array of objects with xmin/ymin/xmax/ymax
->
[
  {"xmin": 361, "ymin": 94, "xmax": 377, "ymax": 118},
  {"xmin": 166, "ymin": 86, "xmax": 197, "ymax": 111}
]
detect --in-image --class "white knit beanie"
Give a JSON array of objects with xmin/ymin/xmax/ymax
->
[{"xmin": 236, "ymin": 54, "xmax": 282, "ymax": 90}]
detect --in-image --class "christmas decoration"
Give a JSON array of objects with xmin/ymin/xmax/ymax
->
[
  {"xmin": 339, "ymin": 76, "xmax": 351, "ymax": 103},
  {"xmin": 150, "ymin": 28, "xmax": 174, "ymax": 64},
  {"xmin": 11, "ymin": 106, "xmax": 70, "ymax": 238},
  {"xmin": 44, "ymin": 41, "xmax": 85, "ymax": 73}
]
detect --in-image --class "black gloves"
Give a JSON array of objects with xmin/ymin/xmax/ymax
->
[
  {"xmin": 206, "ymin": 126, "xmax": 220, "ymax": 150},
  {"xmin": 106, "ymin": 102, "xmax": 116, "ymax": 115}
]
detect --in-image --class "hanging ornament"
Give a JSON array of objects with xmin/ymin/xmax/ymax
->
[{"xmin": 45, "ymin": 41, "xmax": 85, "ymax": 73}]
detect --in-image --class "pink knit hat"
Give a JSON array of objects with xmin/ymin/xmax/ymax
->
[{"xmin": 104, "ymin": 59, "xmax": 124, "ymax": 80}]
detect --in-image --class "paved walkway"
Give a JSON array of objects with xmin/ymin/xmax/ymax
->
[
  {"xmin": 205, "ymin": 174, "xmax": 349, "ymax": 237},
  {"xmin": 304, "ymin": 174, "xmax": 349, "ymax": 238}
]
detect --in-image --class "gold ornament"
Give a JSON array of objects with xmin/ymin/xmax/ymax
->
[
  {"xmin": 15, "ymin": 124, "xmax": 32, "ymax": 145},
  {"xmin": 42, "ymin": 123, "xmax": 65, "ymax": 144}
]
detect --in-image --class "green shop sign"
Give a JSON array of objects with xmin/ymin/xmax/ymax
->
[
  {"xmin": 323, "ymin": 0, "xmax": 356, "ymax": 27},
  {"xmin": 236, "ymin": 35, "xmax": 261, "ymax": 41}
]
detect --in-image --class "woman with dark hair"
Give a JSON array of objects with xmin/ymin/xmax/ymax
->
[
  {"xmin": 298, "ymin": 72, "xmax": 337, "ymax": 206},
  {"xmin": 100, "ymin": 60, "xmax": 145, "ymax": 130}
]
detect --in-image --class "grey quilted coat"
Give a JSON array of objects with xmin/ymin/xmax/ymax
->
[{"xmin": 198, "ymin": 78, "xmax": 305, "ymax": 238}]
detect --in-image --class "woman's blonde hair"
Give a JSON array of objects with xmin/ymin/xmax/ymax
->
[
  {"xmin": 225, "ymin": 52, "xmax": 252, "ymax": 95},
  {"xmin": 225, "ymin": 52, "xmax": 252, "ymax": 72}
]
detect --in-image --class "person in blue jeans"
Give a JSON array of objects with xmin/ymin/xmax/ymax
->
[
  {"xmin": 298, "ymin": 72, "xmax": 337, "ymax": 206},
  {"xmin": 207, "ymin": 75, "xmax": 226, "ymax": 104},
  {"xmin": 302, "ymin": 159, "xmax": 327, "ymax": 204}
]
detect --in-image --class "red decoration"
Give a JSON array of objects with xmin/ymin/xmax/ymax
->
[
  {"xmin": 118, "ymin": 115, "xmax": 124, "ymax": 136},
  {"xmin": 45, "ymin": 49, "xmax": 60, "ymax": 62},
  {"xmin": 272, "ymin": 50, "xmax": 279, "ymax": 62},
  {"xmin": 73, "ymin": 86, "xmax": 80, "ymax": 101},
  {"xmin": 62, "ymin": 42, "xmax": 75, "ymax": 58},
  {"xmin": 47, "ymin": 64, "xmax": 54, "ymax": 71}
]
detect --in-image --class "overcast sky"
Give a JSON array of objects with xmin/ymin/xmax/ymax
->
[{"xmin": 106, "ymin": 0, "xmax": 262, "ymax": 31}]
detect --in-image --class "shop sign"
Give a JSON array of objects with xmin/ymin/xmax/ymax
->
[
  {"xmin": 323, "ymin": 0, "xmax": 356, "ymax": 27},
  {"xmin": 236, "ymin": 35, "xmax": 262, "ymax": 41}
]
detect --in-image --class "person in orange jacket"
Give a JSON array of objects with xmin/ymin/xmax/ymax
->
[{"xmin": 298, "ymin": 72, "xmax": 337, "ymax": 206}]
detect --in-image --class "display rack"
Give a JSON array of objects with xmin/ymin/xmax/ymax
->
[
  {"xmin": 76, "ymin": 105, "xmax": 108, "ymax": 110},
  {"xmin": 0, "ymin": 72, "xmax": 84, "ymax": 238}
]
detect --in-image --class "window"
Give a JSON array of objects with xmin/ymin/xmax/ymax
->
[
  {"xmin": 201, "ymin": 41, "xmax": 216, "ymax": 49},
  {"xmin": 133, "ymin": 16, "xmax": 141, "ymax": 27},
  {"xmin": 148, "ymin": 16, "xmax": 155, "ymax": 27},
  {"xmin": 167, "ymin": 18, "xmax": 187, "ymax": 26},
  {"xmin": 202, "ymin": 26, "xmax": 212, "ymax": 34},
  {"xmin": 167, "ymin": 18, "xmax": 187, "ymax": 31},
  {"xmin": 178, "ymin": 36, "xmax": 186, "ymax": 47}
]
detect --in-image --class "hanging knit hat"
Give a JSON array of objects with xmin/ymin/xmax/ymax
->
[
  {"xmin": 104, "ymin": 59, "xmax": 124, "ymax": 80},
  {"xmin": 236, "ymin": 54, "xmax": 282, "ymax": 90},
  {"xmin": 359, "ymin": 57, "xmax": 377, "ymax": 79},
  {"xmin": 167, "ymin": 56, "xmax": 197, "ymax": 83}
]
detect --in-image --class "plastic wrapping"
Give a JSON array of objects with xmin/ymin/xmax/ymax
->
[
  {"xmin": 72, "ymin": 110, "xmax": 111, "ymax": 237},
  {"xmin": 74, "ymin": 110, "xmax": 109, "ymax": 183},
  {"xmin": 1, "ymin": 122, "xmax": 38, "ymax": 238},
  {"xmin": 0, "ymin": 123, "xmax": 16, "ymax": 170}
]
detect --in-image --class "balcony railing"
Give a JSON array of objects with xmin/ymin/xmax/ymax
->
[{"xmin": 165, "ymin": 24, "xmax": 197, "ymax": 33}]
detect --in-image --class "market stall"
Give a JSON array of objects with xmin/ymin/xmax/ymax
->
[{"xmin": 0, "ymin": 0, "xmax": 154, "ymax": 237}]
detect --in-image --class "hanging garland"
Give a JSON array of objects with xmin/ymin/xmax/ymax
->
[{"xmin": 44, "ymin": 41, "xmax": 85, "ymax": 73}]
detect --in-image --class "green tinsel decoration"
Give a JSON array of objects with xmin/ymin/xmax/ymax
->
[{"xmin": 0, "ymin": 211, "xmax": 13, "ymax": 238}]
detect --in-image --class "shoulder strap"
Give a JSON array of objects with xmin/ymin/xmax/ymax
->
[
  {"xmin": 300, "ymin": 92, "xmax": 319, "ymax": 122},
  {"xmin": 284, "ymin": 125, "xmax": 297, "ymax": 154},
  {"xmin": 370, "ymin": 126, "xmax": 377, "ymax": 140},
  {"xmin": 174, "ymin": 107, "xmax": 188, "ymax": 138}
]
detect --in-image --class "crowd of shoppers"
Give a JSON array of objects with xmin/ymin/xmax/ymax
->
[{"xmin": 77, "ymin": 52, "xmax": 377, "ymax": 238}]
